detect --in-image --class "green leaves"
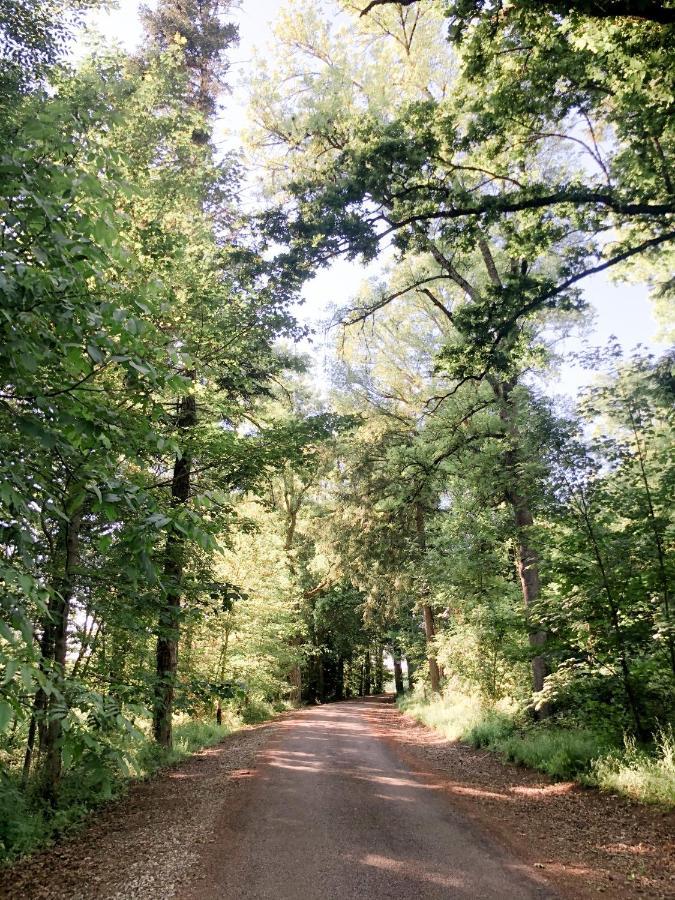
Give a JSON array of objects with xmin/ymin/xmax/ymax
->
[{"xmin": 0, "ymin": 701, "xmax": 12, "ymax": 733}]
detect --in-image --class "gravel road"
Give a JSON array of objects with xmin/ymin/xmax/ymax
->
[{"xmin": 183, "ymin": 697, "xmax": 553, "ymax": 900}]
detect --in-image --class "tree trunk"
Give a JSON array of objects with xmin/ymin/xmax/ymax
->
[
  {"xmin": 415, "ymin": 503, "xmax": 441, "ymax": 693},
  {"xmin": 495, "ymin": 378, "xmax": 549, "ymax": 711},
  {"xmin": 512, "ymin": 500, "xmax": 548, "ymax": 701},
  {"xmin": 422, "ymin": 605, "xmax": 441, "ymax": 692},
  {"xmin": 21, "ymin": 712, "xmax": 37, "ymax": 786},
  {"xmin": 363, "ymin": 649, "xmax": 371, "ymax": 695},
  {"xmin": 335, "ymin": 656, "xmax": 344, "ymax": 701},
  {"xmin": 215, "ymin": 624, "xmax": 230, "ymax": 725},
  {"xmin": 23, "ymin": 616, "xmax": 53, "ymax": 784},
  {"xmin": 317, "ymin": 653, "xmax": 325, "ymax": 702},
  {"xmin": 154, "ymin": 388, "xmax": 195, "ymax": 748},
  {"xmin": 40, "ymin": 504, "xmax": 83, "ymax": 803},
  {"xmin": 393, "ymin": 647, "xmax": 404, "ymax": 695},
  {"xmin": 289, "ymin": 664, "xmax": 302, "ymax": 705},
  {"xmin": 374, "ymin": 645, "xmax": 384, "ymax": 694},
  {"xmin": 284, "ymin": 497, "xmax": 304, "ymax": 706}
]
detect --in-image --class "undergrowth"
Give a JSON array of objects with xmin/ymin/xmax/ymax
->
[
  {"xmin": 0, "ymin": 703, "xmax": 280, "ymax": 865},
  {"xmin": 399, "ymin": 689, "xmax": 675, "ymax": 807},
  {"xmin": 592, "ymin": 728, "xmax": 675, "ymax": 807}
]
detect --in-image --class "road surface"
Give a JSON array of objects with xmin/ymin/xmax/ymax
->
[{"xmin": 186, "ymin": 696, "xmax": 553, "ymax": 899}]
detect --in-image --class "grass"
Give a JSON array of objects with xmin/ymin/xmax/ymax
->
[
  {"xmin": 593, "ymin": 728, "xmax": 675, "ymax": 806},
  {"xmin": 399, "ymin": 690, "xmax": 518, "ymax": 744},
  {"xmin": 0, "ymin": 704, "xmax": 280, "ymax": 865},
  {"xmin": 399, "ymin": 688, "xmax": 675, "ymax": 807},
  {"xmin": 497, "ymin": 728, "xmax": 609, "ymax": 778},
  {"xmin": 132, "ymin": 717, "xmax": 237, "ymax": 776}
]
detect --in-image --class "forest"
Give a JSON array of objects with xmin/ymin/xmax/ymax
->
[{"xmin": 0, "ymin": 0, "xmax": 673, "ymax": 866}]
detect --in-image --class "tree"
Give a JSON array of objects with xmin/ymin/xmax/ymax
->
[
  {"xmin": 252, "ymin": 0, "xmax": 672, "ymax": 388},
  {"xmin": 140, "ymin": 0, "xmax": 238, "ymax": 115}
]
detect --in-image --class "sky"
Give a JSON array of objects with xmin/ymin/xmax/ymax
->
[{"xmin": 79, "ymin": 0, "xmax": 668, "ymax": 401}]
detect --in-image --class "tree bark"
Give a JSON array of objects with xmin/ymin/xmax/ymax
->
[
  {"xmin": 284, "ymin": 486, "xmax": 304, "ymax": 705},
  {"xmin": 317, "ymin": 653, "xmax": 325, "ymax": 702},
  {"xmin": 393, "ymin": 647, "xmax": 404, "ymax": 695},
  {"xmin": 335, "ymin": 656, "xmax": 345, "ymax": 701},
  {"xmin": 415, "ymin": 503, "xmax": 441, "ymax": 693},
  {"xmin": 407, "ymin": 658, "xmax": 415, "ymax": 690},
  {"xmin": 289, "ymin": 661, "xmax": 303, "ymax": 705},
  {"xmin": 153, "ymin": 388, "xmax": 195, "ymax": 748},
  {"xmin": 422, "ymin": 605, "xmax": 441, "ymax": 692},
  {"xmin": 374, "ymin": 644, "xmax": 384, "ymax": 694},
  {"xmin": 495, "ymin": 379, "xmax": 549, "ymax": 712},
  {"xmin": 363, "ymin": 649, "xmax": 371, "ymax": 696},
  {"xmin": 40, "ymin": 504, "xmax": 83, "ymax": 803}
]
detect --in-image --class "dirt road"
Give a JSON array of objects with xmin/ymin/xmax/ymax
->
[
  {"xmin": 185, "ymin": 697, "xmax": 551, "ymax": 900},
  {"xmin": 4, "ymin": 695, "xmax": 673, "ymax": 900}
]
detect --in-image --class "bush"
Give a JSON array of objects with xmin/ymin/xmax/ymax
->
[
  {"xmin": 0, "ymin": 777, "xmax": 46, "ymax": 862},
  {"xmin": 497, "ymin": 728, "xmax": 609, "ymax": 779},
  {"xmin": 400, "ymin": 688, "xmax": 485, "ymax": 741},
  {"xmin": 240, "ymin": 698, "xmax": 276, "ymax": 724},
  {"xmin": 593, "ymin": 728, "xmax": 675, "ymax": 806},
  {"xmin": 400, "ymin": 684, "xmax": 519, "ymax": 745},
  {"xmin": 399, "ymin": 688, "xmax": 674, "ymax": 808},
  {"xmin": 466, "ymin": 711, "xmax": 516, "ymax": 748},
  {"xmin": 0, "ymin": 707, "xmax": 268, "ymax": 865}
]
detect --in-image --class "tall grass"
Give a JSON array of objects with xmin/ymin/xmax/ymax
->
[
  {"xmin": 399, "ymin": 688, "xmax": 675, "ymax": 807},
  {"xmin": 593, "ymin": 727, "xmax": 675, "ymax": 806},
  {"xmin": 399, "ymin": 690, "xmax": 518, "ymax": 744},
  {"xmin": 498, "ymin": 729, "xmax": 609, "ymax": 778}
]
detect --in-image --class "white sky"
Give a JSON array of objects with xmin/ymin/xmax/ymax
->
[{"xmin": 80, "ymin": 0, "xmax": 669, "ymax": 401}]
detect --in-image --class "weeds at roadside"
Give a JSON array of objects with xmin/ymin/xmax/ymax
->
[
  {"xmin": 0, "ymin": 707, "xmax": 277, "ymax": 865},
  {"xmin": 399, "ymin": 690, "xmax": 675, "ymax": 806}
]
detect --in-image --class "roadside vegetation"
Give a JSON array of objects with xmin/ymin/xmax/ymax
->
[
  {"xmin": 401, "ymin": 689, "xmax": 675, "ymax": 807},
  {"xmin": 0, "ymin": 703, "xmax": 285, "ymax": 863}
]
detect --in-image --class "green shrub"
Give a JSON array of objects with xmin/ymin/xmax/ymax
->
[
  {"xmin": 133, "ymin": 719, "xmax": 234, "ymax": 776},
  {"xmin": 0, "ymin": 777, "xmax": 46, "ymax": 862},
  {"xmin": 466, "ymin": 711, "xmax": 516, "ymax": 748},
  {"xmin": 400, "ymin": 684, "xmax": 519, "ymax": 745},
  {"xmin": 496, "ymin": 728, "xmax": 609, "ymax": 779},
  {"xmin": 593, "ymin": 728, "xmax": 675, "ymax": 806},
  {"xmin": 240, "ymin": 698, "xmax": 276, "ymax": 724},
  {"xmin": 0, "ymin": 711, "xmax": 256, "ymax": 865},
  {"xmin": 399, "ymin": 688, "xmax": 487, "ymax": 741}
]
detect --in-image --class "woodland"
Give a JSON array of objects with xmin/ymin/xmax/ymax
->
[{"xmin": 0, "ymin": 0, "xmax": 673, "ymax": 862}]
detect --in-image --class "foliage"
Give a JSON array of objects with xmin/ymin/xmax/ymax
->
[
  {"xmin": 0, "ymin": 0, "xmax": 673, "ymax": 865},
  {"xmin": 401, "ymin": 688, "xmax": 675, "ymax": 804},
  {"xmin": 497, "ymin": 729, "xmax": 610, "ymax": 779},
  {"xmin": 0, "ymin": 0, "xmax": 302, "ymax": 850},
  {"xmin": 400, "ymin": 685, "xmax": 520, "ymax": 742},
  {"xmin": 0, "ymin": 712, "xmax": 250, "ymax": 863},
  {"xmin": 593, "ymin": 727, "xmax": 675, "ymax": 806}
]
